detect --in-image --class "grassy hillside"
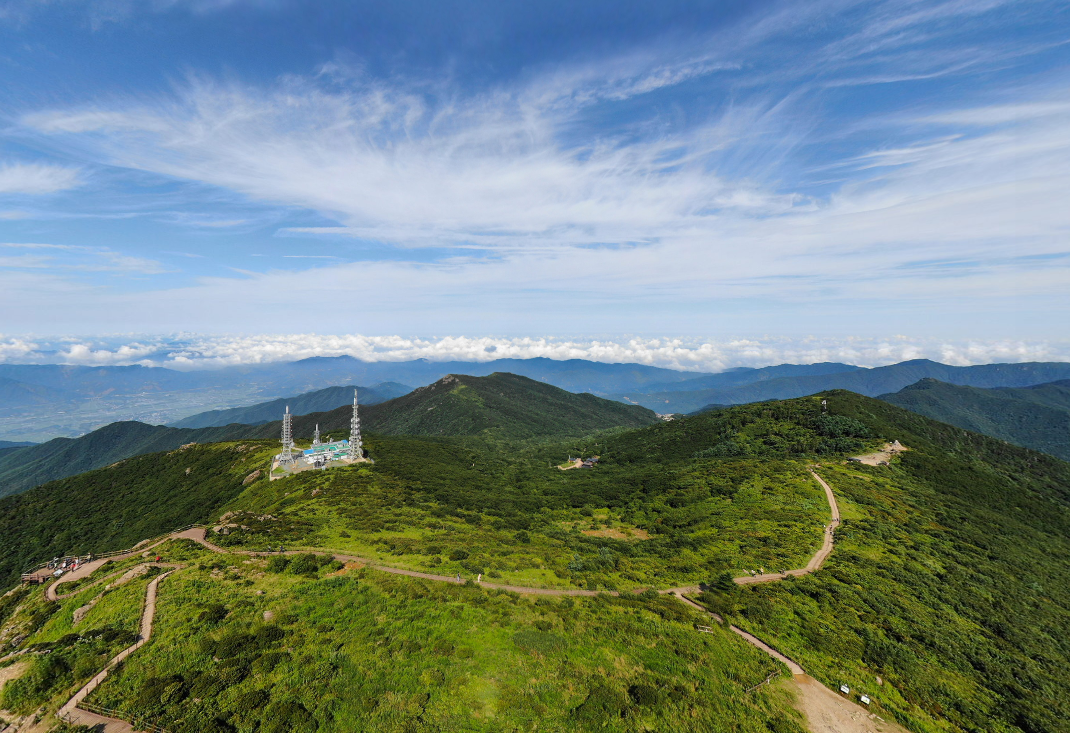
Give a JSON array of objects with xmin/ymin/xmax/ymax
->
[
  {"xmin": 219, "ymin": 392, "xmax": 1070, "ymax": 732},
  {"xmin": 0, "ymin": 441, "xmax": 276, "ymax": 586},
  {"xmin": 1, "ymin": 542, "xmax": 805, "ymax": 733},
  {"xmin": 694, "ymin": 391, "xmax": 1070, "ymax": 733},
  {"xmin": 3, "ymin": 391, "xmax": 1070, "ymax": 732},
  {"xmin": 881, "ymin": 377, "xmax": 1070, "ymax": 459},
  {"xmin": 168, "ymin": 382, "xmax": 411, "ymax": 429}
]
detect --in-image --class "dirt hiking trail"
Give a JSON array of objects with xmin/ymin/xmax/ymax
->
[{"xmin": 20, "ymin": 469, "xmax": 904, "ymax": 733}]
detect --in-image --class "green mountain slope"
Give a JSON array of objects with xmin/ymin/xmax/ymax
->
[
  {"xmin": 881, "ymin": 377, "xmax": 1070, "ymax": 460},
  {"xmin": 230, "ymin": 372, "xmax": 660, "ymax": 442},
  {"xmin": 617, "ymin": 358, "xmax": 1070, "ymax": 413},
  {"xmin": 168, "ymin": 382, "xmax": 412, "ymax": 429},
  {"xmin": 0, "ymin": 421, "xmax": 255, "ymax": 499},
  {"xmin": 179, "ymin": 393, "xmax": 1070, "ymax": 731},
  {"xmin": 0, "ymin": 373, "xmax": 657, "ymax": 498},
  {"xmin": 361, "ymin": 372, "xmax": 660, "ymax": 439},
  {"xmin": 0, "ymin": 441, "xmax": 275, "ymax": 585},
  {"xmin": 4, "ymin": 391, "xmax": 1070, "ymax": 732}
]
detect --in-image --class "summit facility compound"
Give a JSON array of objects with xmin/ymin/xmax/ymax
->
[{"xmin": 270, "ymin": 389, "xmax": 370, "ymax": 479}]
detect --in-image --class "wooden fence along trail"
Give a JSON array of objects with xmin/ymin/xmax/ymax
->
[{"xmin": 31, "ymin": 469, "xmax": 849, "ymax": 733}]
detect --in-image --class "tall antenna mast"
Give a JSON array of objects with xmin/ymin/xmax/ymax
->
[
  {"xmin": 347, "ymin": 389, "xmax": 363, "ymax": 461},
  {"xmin": 280, "ymin": 405, "xmax": 294, "ymax": 463}
]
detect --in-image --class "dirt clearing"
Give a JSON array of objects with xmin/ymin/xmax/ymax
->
[
  {"xmin": 851, "ymin": 442, "xmax": 908, "ymax": 467},
  {"xmin": 790, "ymin": 675, "xmax": 911, "ymax": 733},
  {"xmin": 0, "ymin": 660, "xmax": 30, "ymax": 692},
  {"xmin": 581, "ymin": 527, "xmax": 651, "ymax": 540}
]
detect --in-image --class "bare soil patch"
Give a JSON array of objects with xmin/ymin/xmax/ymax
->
[
  {"xmin": 852, "ymin": 442, "xmax": 908, "ymax": 467},
  {"xmin": 0, "ymin": 660, "xmax": 30, "ymax": 692},
  {"xmin": 789, "ymin": 676, "xmax": 911, "ymax": 733},
  {"xmin": 581, "ymin": 527, "xmax": 651, "ymax": 541}
]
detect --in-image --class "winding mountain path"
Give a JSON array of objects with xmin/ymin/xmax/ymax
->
[
  {"xmin": 57, "ymin": 568, "xmax": 180, "ymax": 732},
  {"xmin": 35, "ymin": 468, "xmax": 871, "ymax": 733}
]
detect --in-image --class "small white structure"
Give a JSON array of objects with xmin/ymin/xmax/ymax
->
[
  {"xmin": 840, "ymin": 684, "xmax": 850, "ymax": 695},
  {"xmin": 860, "ymin": 694, "xmax": 871, "ymax": 705}
]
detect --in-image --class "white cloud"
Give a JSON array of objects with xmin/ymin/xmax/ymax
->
[
  {"xmin": 2, "ymin": 333, "xmax": 1066, "ymax": 372},
  {"xmin": 5, "ymin": 0, "xmax": 1067, "ymax": 338},
  {"xmin": 0, "ymin": 242, "xmax": 169, "ymax": 274},
  {"xmin": 0, "ymin": 162, "xmax": 81, "ymax": 194}
]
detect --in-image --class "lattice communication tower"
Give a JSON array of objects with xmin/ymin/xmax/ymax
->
[
  {"xmin": 347, "ymin": 389, "xmax": 363, "ymax": 460},
  {"xmin": 280, "ymin": 405, "xmax": 294, "ymax": 463}
]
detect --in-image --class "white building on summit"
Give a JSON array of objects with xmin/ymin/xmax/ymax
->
[{"xmin": 270, "ymin": 389, "xmax": 368, "ymax": 479}]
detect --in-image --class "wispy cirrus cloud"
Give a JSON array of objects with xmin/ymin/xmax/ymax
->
[
  {"xmin": 0, "ymin": 242, "xmax": 169, "ymax": 274},
  {"xmin": 0, "ymin": 162, "xmax": 81, "ymax": 194},
  {"xmin": 2, "ymin": 0, "xmax": 1066, "ymax": 337}
]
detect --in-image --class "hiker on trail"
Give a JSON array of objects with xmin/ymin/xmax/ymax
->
[
  {"xmin": 477, "ymin": 573, "xmax": 482, "ymax": 583},
  {"xmin": 456, "ymin": 573, "xmax": 461, "ymax": 583},
  {"xmin": 155, "ymin": 555, "xmax": 161, "ymax": 563}
]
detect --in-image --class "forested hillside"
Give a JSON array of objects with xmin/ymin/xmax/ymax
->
[
  {"xmin": 203, "ymin": 372, "xmax": 660, "ymax": 441},
  {"xmin": 0, "ymin": 422, "xmax": 253, "ymax": 499},
  {"xmin": 215, "ymin": 392, "xmax": 1070, "ymax": 732},
  {"xmin": 881, "ymin": 377, "xmax": 1070, "ymax": 459},
  {"xmin": 4, "ymin": 391, "xmax": 1070, "ymax": 732},
  {"xmin": 0, "ymin": 441, "xmax": 275, "ymax": 585}
]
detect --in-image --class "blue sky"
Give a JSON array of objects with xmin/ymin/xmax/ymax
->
[{"xmin": 0, "ymin": 0, "xmax": 1068, "ymax": 357}]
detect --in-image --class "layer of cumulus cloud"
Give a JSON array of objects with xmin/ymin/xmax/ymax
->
[{"xmin": 0, "ymin": 334, "xmax": 1065, "ymax": 372}]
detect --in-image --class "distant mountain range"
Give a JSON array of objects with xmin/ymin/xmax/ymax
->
[
  {"xmin": 168, "ymin": 382, "xmax": 412, "ymax": 429},
  {"xmin": 881, "ymin": 378, "xmax": 1070, "ymax": 461},
  {"xmin": 623, "ymin": 359, "xmax": 1070, "ymax": 414},
  {"xmin": 0, "ymin": 356, "xmax": 707, "ymax": 441},
  {"xmin": 0, "ymin": 440, "xmax": 35, "ymax": 450},
  {"xmin": 0, "ymin": 372, "xmax": 657, "ymax": 498}
]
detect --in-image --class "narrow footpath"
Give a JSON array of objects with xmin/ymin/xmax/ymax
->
[{"xmin": 55, "ymin": 568, "xmax": 180, "ymax": 732}]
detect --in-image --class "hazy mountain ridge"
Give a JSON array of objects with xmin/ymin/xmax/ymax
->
[
  {"xmin": 0, "ymin": 373, "xmax": 658, "ymax": 497},
  {"xmin": 0, "ymin": 421, "xmax": 255, "ymax": 499},
  {"xmin": 0, "ymin": 356, "xmax": 706, "ymax": 441},
  {"xmin": 636, "ymin": 362, "xmax": 862, "ymax": 394},
  {"xmin": 622, "ymin": 359, "xmax": 1070, "ymax": 413},
  {"xmin": 881, "ymin": 377, "xmax": 1070, "ymax": 460},
  {"xmin": 168, "ymin": 382, "xmax": 412, "ymax": 429},
  {"xmin": 0, "ymin": 440, "xmax": 35, "ymax": 449}
]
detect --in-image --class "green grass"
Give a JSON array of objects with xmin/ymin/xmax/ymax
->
[
  {"xmin": 4, "ymin": 390, "xmax": 1070, "ymax": 733},
  {"xmin": 87, "ymin": 560, "xmax": 807, "ymax": 733},
  {"xmin": 213, "ymin": 446, "xmax": 833, "ymax": 590}
]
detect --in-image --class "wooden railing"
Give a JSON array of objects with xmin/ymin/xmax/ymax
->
[
  {"xmin": 60, "ymin": 701, "xmax": 171, "ymax": 732},
  {"xmin": 20, "ymin": 523, "xmax": 205, "ymax": 581}
]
